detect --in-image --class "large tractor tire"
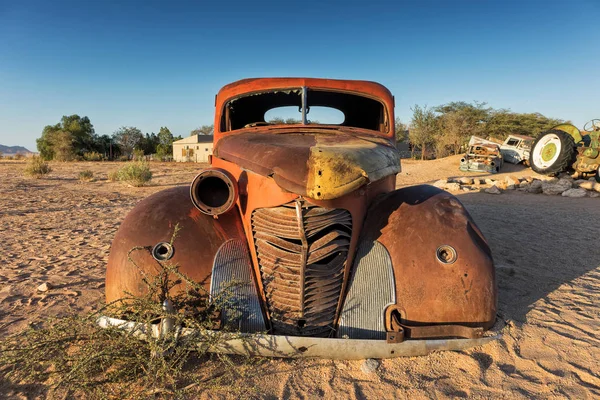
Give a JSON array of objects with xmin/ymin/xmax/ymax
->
[{"xmin": 529, "ymin": 129, "xmax": 577, "ymax": 175}]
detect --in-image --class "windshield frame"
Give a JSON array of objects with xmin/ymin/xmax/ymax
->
[{"xmin": 219, "ymin": 86, "xmax": 390, "ymax": 134}]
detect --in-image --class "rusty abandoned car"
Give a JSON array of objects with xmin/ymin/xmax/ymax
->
[
  {"xmin": 100, "ymin": 78, "xmax": 500, "ymax": 359},
  {"xmin": 459, "ymin": 136, "xmax": 503, "ymax": 173}
]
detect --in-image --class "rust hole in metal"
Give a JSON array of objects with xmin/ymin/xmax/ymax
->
[
  {"xmin": 298, "ymin": 346, "xmax": 308, "ymax": 353},
  {"xmin": 152, "ymin": 242, "xmax": 174, "ymax": 261},
  {"xmin": 297, "ymin": 319, "xmax": 306, "ymax": 328},
  {"xmin": 436, "ymin": 245, "xmax": 457, "ymax": 265}
]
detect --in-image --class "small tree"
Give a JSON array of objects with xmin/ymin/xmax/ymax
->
[
  {"xmin": 156, "ymin": 127, "xmax": 175, "ymax": 160},
  {"xmin": 409, "ymin": 105, "xmax": 438, "ymax": 160},
  {"xmin": 36, "ymin": 115, "xmax": 96, "ymax": 160},
  {"xmin": 51, "ymin": 131, "xmax": 75, "ymax": 161},
  {"xmin": 113, "ymin": 127, "xmax": 144, "ymax": 159}
]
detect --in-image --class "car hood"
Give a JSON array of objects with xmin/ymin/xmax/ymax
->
[{"xmin": 214, "ymin": 128, "xmax": 401, "ymax": 200}]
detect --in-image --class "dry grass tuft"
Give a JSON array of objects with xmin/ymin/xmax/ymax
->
[
  {"xmin": 116, "ymin": 162, "xmax": 153, "ymax": 186},
  {"xmin": 0, "ymin": 225, "xmax": 263, "ymax": 399},
  {"xmin": 78, "ymin": 170, "xmax": 95, "ymax": 182},
  {"xmin": 24, "ymin": 156, "xmax": 52, "ymax": 178}
]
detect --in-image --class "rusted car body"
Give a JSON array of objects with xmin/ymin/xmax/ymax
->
[
  {"xmin": 460, "ymin": 137, "xmax": 503, "ymax": 173},
  {"xmin": 104, "ymin": 78, "xmax": 498, "ymax": 358}
]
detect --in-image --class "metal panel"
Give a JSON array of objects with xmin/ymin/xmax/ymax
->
[
  {"xmin": 337, "ymin": 241, "xmax": 395, "ymax": 339},
  {"xmin": 210, "ymin": 239, "xmax": 266, "ymax": 333},
  {"xmin": 98, "ymin": 316, "xmax": 503, "ymax": 360},
  {"xmin": 252, "ymin": 200, "xmax": 352, "ymax": 336}
]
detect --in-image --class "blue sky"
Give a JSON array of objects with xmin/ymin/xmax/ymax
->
[{"xmin": 1, "ymin": 0, "xmax": 598, "ymax": 151}]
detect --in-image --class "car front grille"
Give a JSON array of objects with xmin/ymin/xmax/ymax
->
[{"xmin": 251, "ymin": 200, "xmax": 352, "ymax": 336}]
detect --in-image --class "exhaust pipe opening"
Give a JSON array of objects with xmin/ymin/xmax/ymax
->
[{"xmin": 190, "ymin": 169, "xmax": 238, "ymax": 216}]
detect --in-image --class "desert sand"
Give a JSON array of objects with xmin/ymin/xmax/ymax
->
[{"xmin": 0, "ymin": 157, "xmax": 598, "ymax": 399}]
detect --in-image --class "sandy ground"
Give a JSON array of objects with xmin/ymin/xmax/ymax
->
[{"xmin": 0, "ymin": 158, "xmax": 598, "ymax": 399}]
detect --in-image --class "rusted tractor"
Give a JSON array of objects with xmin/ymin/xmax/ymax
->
[
  {"xmin": 102, "ymin": 78, "xmax": 499, "ymax": 359},
  {"xmin": 529, "ymin": 120, "xmax": 600, "ymax": 181}
]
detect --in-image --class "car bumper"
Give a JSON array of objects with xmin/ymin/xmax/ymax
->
[{"xmin": 97, "ymin": 315, "xmax": 503, "ymax": 360}]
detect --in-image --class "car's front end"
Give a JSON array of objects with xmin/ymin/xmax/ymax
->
[{"xmin": 103, "ymin": 78, "xmax": 499, "ymax": 358}]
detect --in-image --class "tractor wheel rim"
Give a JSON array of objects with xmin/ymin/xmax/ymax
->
[
  {"xmin": 541, "ymin": 143, "xmax": 557, "ymax": 162},
  {"xmin": 533, "ymin": 134, "xmax": 561, "ymax": 169}
]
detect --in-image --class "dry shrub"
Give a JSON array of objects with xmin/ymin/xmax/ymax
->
[
  {"xmin": 107, "ymin": 170, "xmax": 119, "ymax": 182},
  {"xmin": 79, "ymin": 170, "xmax": 94, "ymax": 182},
  {"xmin": 117, "ymin": 162, "xmax": 153, "ymax": 186},
  {"xmin": 13, "ymin": 153, "xmax": 26, "ymax": 160},
  {"xmin": 83, "ymin": 151, "xmax": 103, "ymax": 161},
  {"xmin": 132, "ymin": 149, "xmax": 145, "ymax": 161},
  {"xmin": 0, "ymin": 225, "xmax": 263, "ymax": 399},
  {"xmin": 24, "ymin": 156, "xmax": 52, "ymax": 178}
]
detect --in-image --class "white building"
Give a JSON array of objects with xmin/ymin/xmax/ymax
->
[{"xmin": 172, "ymin": 135, "xmax": 214, "ymax": 162}]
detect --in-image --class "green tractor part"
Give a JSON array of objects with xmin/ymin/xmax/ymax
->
[{"xmin": 529, "ymin": 119, "xmax": 600, "ymax": 182}]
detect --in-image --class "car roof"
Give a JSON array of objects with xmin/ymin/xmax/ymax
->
[{"xmin": 215, "ymin": 77, "xmax": 394, "ymax": 105}]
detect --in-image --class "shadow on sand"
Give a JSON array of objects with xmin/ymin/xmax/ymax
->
[{"xmin": 456, "ymin": 190, "xmax": 600, "ymax": 324}]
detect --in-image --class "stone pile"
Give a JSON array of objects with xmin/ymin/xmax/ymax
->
[{"xmin": 432, "ymin": 175, "xmax": 600, "ymax": 198}]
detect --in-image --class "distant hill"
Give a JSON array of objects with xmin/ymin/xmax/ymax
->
[{"xmin": 0, "ymin": 144, "xmax": 33, "ymax": 155}]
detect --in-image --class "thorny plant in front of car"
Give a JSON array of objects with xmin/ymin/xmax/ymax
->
[{"xmin": 0, "ymin": 224, "xmax": 265, "ymax": 399}]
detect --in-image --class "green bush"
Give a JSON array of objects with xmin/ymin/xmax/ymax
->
[
  {"xmin": 117, "ymin": 161, "xmax": 153, "ymax": 186},
  {"xmin": 24, "ymin": 156, "xmax": 52, "ymax": 178},
  {"xmin": 83, "ymin": 151, "xmax": 103, "ymax": 161},
  {"xmin": 132, "ymin": 149, "xmax": 145, "ymax": 161},
  {"xmin": 78, "ymin": 170, "xmax": 94, "ymax": 182},
  {"xmin": 107, "ymin": 170, "xmax": 119, "ymax": 182}
]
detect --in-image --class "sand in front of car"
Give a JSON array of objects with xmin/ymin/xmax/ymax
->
[{"xmin": 0, "ymin": 158, "xmax": 598, "ymax": 398}]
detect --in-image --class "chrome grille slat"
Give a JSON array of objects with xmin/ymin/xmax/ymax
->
[{"xmin": 252, "ymin": 199, "xmax": 352, "ymax": 337}]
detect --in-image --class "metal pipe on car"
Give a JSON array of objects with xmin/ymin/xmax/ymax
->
[{"xmin": 190, "ymin": 168, "xmax": 239, "ymax": 216}]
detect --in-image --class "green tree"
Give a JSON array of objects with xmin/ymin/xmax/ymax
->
[
  {"xmin": 36, "ymin": 115, "xmax": 95, "ymax": 160},
  {"xmin": 395, "ymin": 117, "xmax": 408, "ymax": 143},
  {"xmin": 409, "ymin": 105, "xmax": 438, "ymax": 160},
  {"xmin": 92, "ymin": 134, "xmax": 113, "ymax": 158},
  {"xmin": 486, "ymin": 111, "xmax": 565, "ymax": 139},
  {"xmin": 190, "ymin": 125, "xmax": 214, "ymax": 136},
  {"xmin": 112, "ymin": 127, "xmax": 144, "ymax": 158},
  {"xmin": 434, "ymin": 101, "xmax": 491, "ymax": 156},
  {"xmin": 156, "ymin": 127, "xmax": 175, "ymax": 160},
  {"xmin": 140, "ymin": 132, "xmax": 160, "ymax": 155}
]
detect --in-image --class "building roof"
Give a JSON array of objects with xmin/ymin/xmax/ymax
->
[{"xmin": 173, "ymin": 134, "xmax": 214, "ymax": 144}]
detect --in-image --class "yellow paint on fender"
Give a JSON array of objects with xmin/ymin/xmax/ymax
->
[
  {"xmin": 306, "ymin": 135, "xmax": 401, "ymax": 200},
  {"xmin": 553, "ymin": 124, "xmax": 583, "ymax": 144}
]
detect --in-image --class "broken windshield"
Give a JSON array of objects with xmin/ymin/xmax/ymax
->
[{"xmin": 220, "ymin": 87, "xmax": 387, "ymax": 132}]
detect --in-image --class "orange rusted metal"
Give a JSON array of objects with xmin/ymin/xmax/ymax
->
[
  {"xmin": 213, "ymin": 78, "xmax": 395, "ymax": 143},
  {"xmin": 105, "ymin": 77, "xmax": 497, "ymax": 347}
]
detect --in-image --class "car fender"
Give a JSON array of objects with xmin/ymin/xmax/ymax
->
[
  {"xmin": 339, "ymin": 185, "xmax": 496, "ymax": 338},
  {"xmin": 105, "ymin": 186, "xmax": 247, "ymax": 304}
]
